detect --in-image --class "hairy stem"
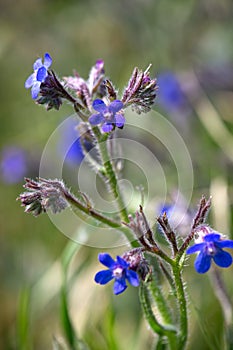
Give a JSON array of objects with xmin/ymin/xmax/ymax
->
[
  {"xmin": 172, "ymin": 263, "xmax": 188, "ymax": 350},
  {"xmin": 64, "ymin": 189, "xmax": 135, "ymax": 243},
  {"xmin": 149, "ymin": 276, "xmax": 177, "ymax": 349},
  {"xmin": 92, "ymin": 127, "xmax": 129, "ymax": 222}
]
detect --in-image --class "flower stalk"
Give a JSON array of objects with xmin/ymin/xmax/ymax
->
[{"xmin": 21, "ymin": 55, "xmax": 233, "ymax": 350}]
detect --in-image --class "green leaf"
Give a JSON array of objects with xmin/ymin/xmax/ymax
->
[
  {"xmin": 52, "ymin": 336, "xmax": 68, "ymax": 350},
  {"xmin": 17, "ymin": 288, "xmax": 32, "ymax": 350},
  {"xmin": 61, "ymin": 240, "xmax": 81, "ymax": 275}
]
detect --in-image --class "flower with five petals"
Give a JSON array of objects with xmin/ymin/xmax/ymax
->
[
  {"xmin": 89, "ymin": 99, "xmax": 125, "ymax": 133},
  {"xmin": 186, "ymin": 232, "xmax": 233, "ymax": 273},
  {"xmin": 94, "ymin": 253, "xmax": 140, "ymax": 295}
]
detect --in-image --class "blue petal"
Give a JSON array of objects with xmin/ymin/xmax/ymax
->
[
  {"xmin": 217, "ymin": 240, "xmax": 233, "ymax": 249},
  {"xmin": 93, "ymin": 99, "xmax": 107, "ymax": 112},
  {"xmin": 116, "ymin": 256, "xmax": 129, "ymax": 268},
  {"xmin": 36, "ymin": 66, "xmax": 47, "ymax": 82},
  {"xmin": 126, "ymin": 270, "xmax": 140, "ymax": 287},
  {"xmin": 33, "ymin": 58, "xmax": 42, "ymax": 70},
  {"xmin": 94, "ymin": 270, "xmax": 114, "ymax": 284},
  {"xmin": 186, "ymin": 243, "xmax": 205, "ymax": 254},
  {"xmin": 98, "ymin": 253, "xmax": 116, "ymax": 268},
  {"xmin": 44, "ymin": 53, "xmax": 52, "ymax": 68},
  {"xmin": 213, "ymin": 250, "xmax": 232, "ymax": 268},
  {"xmin": 113, "ymin": 278, "xmax": 127, "ymax": 295},
  {"xmin": 88, "ymin": 113, "xmax": 104, "ymax": 125},
  {"xmin": 194, "ymin": 250, "xmax": 212, "ymax": 273},
  {"xmin": 31, "ymin": 82, "xmax": 41, "ymax": 99},
  {"xmin": 25, "ymin": 73, "xmax": 35, "ymax": 88},
  {"xmin": 115, "ymin": 113, "xmax": 125, "ymax": 128},
  {"xmin": 102, "ymin": 123, "xmax": 113, "ymax": 133},
  {"xmin": 204, "ymin": 233, "xmax": 221, "ymax": 242},
  {"xmin": 109, "ymin": 100, "xmax": 123, "ymax": 113}
]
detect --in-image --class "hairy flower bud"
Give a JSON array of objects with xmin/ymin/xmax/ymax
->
[
  {"xmin": 122, "ymin": 248, "xmax": 151, "ymax": 282},
  {"xmin": 18, "ymin": 178, "xmax": 69, "ymax": 216},
  {"xmin": 122, "ymin": 65, "xmax": 158, "ymax": 114}
]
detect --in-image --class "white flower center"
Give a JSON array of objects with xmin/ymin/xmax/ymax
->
[
  {"xmin": 113, "ymin": 267, "xmax": 123, "ymax": 278},
  {"xmin": 104, "ymin": 111, "xmax": 113, "ymax": 121},
  {"xmin": 206, "ymin": 242, "xmax": 217, "ymax": 255}
]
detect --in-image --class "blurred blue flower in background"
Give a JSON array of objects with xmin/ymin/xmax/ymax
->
[
  {"xmin": 157, "ymin": 71, "xmax": 187, "ymax": 113},
  {"xmin": 187, "ymin": 233, "xmax": 233, "ymax": 273},
  {"xmin": 158, "ymin": 198, "xmax": 192, "ymax": 236},
  {"xmin": 58, "ymin": 118, "xmax": 84, "ymax": 166},
  {"xmin": 25, "ymin": 53, "xmax": 52, "ymax": 99},
  {"xmin": 95, "ymin": 253, "xmax": 140, "ymax": 295},
  {"xmin": 0, "ymin": 146, "xmax": 27, "ymax": 184}
]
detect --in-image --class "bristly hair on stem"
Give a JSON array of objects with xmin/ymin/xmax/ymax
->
[
  {"xmin": 157, "ymin": 212, "xmax": 178, "ymax": 257},
  {"xmin": 178, "ymin": 196, "xmax": 211, "ymax": 255}
]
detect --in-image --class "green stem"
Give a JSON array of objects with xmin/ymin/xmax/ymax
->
[
  {"xmin": 92, "ymin": 127, "xmax": 129, "ymax": 223},
  {"xmin": 139, "ymin": 284, "xmax": 176, "ymax": 336},
  {"xmin": 64, "ymin": 190, "xmax": 136, "ymax": 243},
  {"xmin": 140, "ymin": 284, "xmax": 177, "ymax": 350},
  {"xmin": 149, "ymin": 278, "xmax": 177, "ymax": 349},
  {"xmin": 172, "ymin": 263, "xmax": 188, "ymax": 350},
  {"xmin": 149, "ymin": 274, "xmax": 173, "ymax": 324}
]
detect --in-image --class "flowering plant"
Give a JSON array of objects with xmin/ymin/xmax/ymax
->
[{"xmin": 19, "ymin": 54, "xmax": 233, "ymax": 350}]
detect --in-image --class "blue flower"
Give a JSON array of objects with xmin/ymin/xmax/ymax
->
[
  {"xmin": 25, "ymin": 53, "xmax": 52, "ymax": 99},
  {"xmin": 186, "ymin": 233, "xmax": 233, "ymax": 273},
  {"xmin": 57, "ymin": 119, "xmax": 84, "ymax": 166},
  {"xmin": 89, "ymin": 99, "xmax": 125, "ymax": 133},
  {"xmin": 158, "ymin": 200, "xmax": 192, "ymax": 236},
  {"xmin": 0, "ymin": 146, "xmax": 27, "ymax": 184},
  {"xmin": 94, "ymin": 253, "xmax": 140, "ymax": 295},
  {"xmin": 157, "ymin": 71, "xmax": 186, "ymax": 113}
]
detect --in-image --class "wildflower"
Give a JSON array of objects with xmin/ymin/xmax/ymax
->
[
  {"xmin": 94, "ymin": 253, "xmax": 140, "ymax": 295},
  {"xmin": 25, "ymin": 53, "xmax": 52, "ymax": 99},
  {"xmin": 89, "ymin": 99, "xmax": 125, "ymax": 133},
  {"xmin": 0, "ymin": 146, "xmax": 27, "ymax": 183},
  {"xmin": 186, "ymin": 232, "xmax": 233, "ymax": 273}
]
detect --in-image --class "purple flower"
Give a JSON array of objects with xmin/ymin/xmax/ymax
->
[
  {"xmin": 94, "ymin": 253, "xmax": 140, "ymax": 295},
  {"xmin": 0, "ymin": 146, "xmax": 27, "ymax": 183},
  {"xmin": 186, "ymin": 233, "xmax": 233, "ymax": 273},
  {"xmin": 89, "ymin": 99, "xmax": 125, "ymax": 133},
  {"xmin": 25, "ymin": 53, "xmax": 52, "ymax": 99}
]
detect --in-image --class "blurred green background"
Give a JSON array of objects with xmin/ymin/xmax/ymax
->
[{"xmin": 1, "ymin": 0, "xmax": 233, "ymax": 349}]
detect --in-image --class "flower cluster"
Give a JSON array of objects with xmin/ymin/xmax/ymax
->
[
  {"xmin": 121, "ymin": 65, "xmax": 158, "ymax": 114},
  {"xmin": 25, "ymin": 53, "xmax": 158, "ymax": 133},
  {"xmin": 23, "ymin": 55, "xmax": 233, "ymax": 300},
  {"xmin": 18, "ymin": 178, "xmax": 69, "ymax": 216}
]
